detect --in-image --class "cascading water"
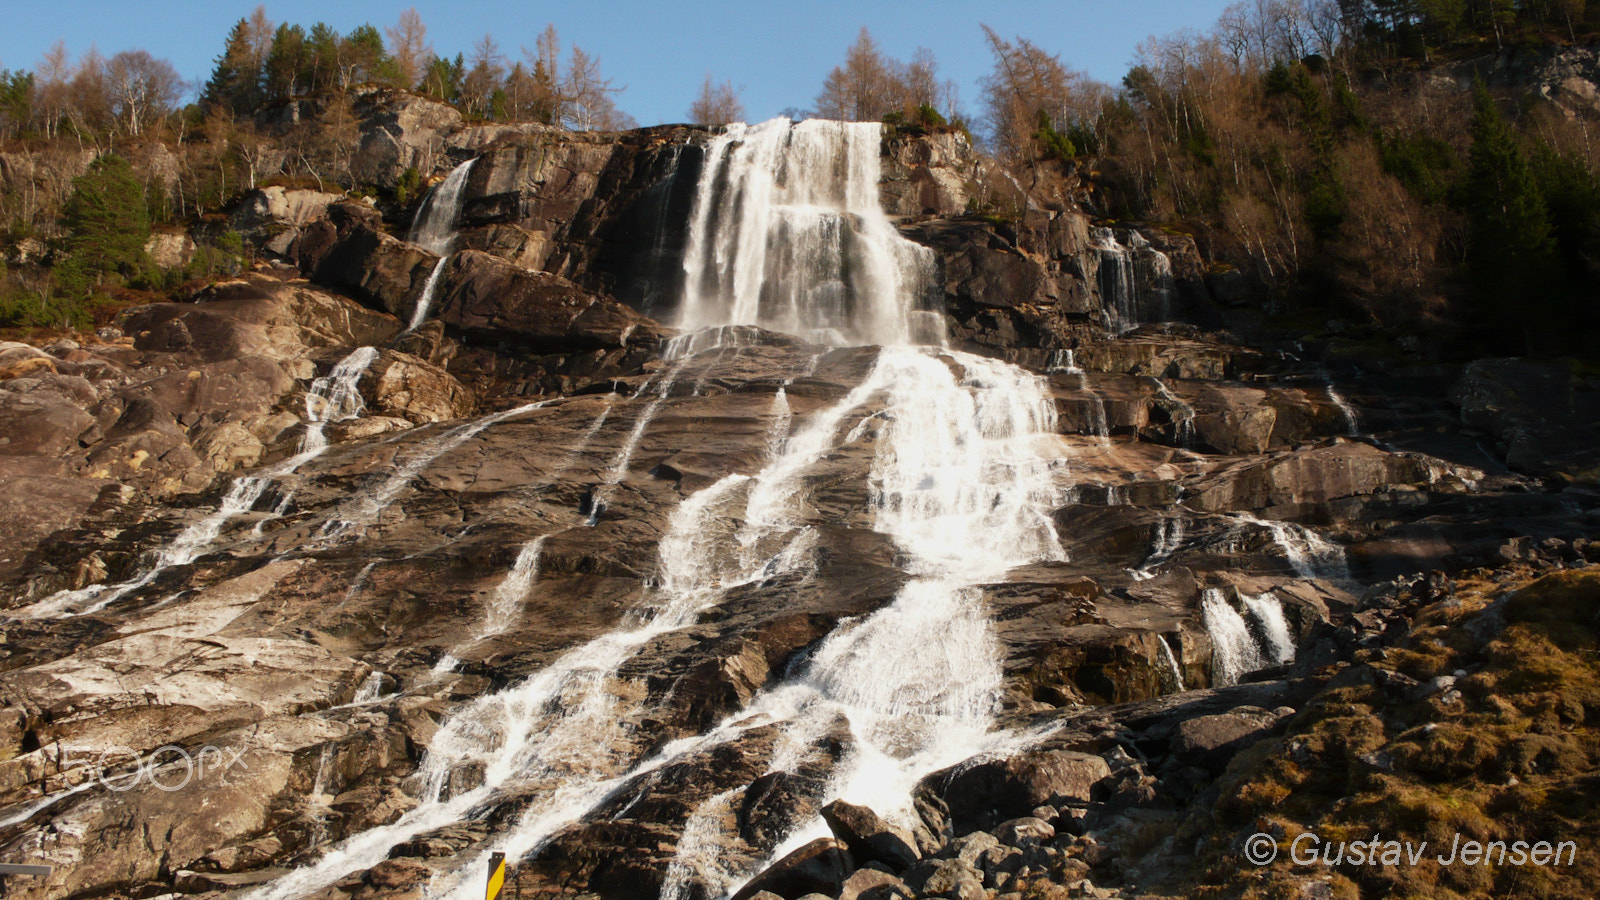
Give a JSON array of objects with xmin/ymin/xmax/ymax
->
[
  {"xmin": 409, "ymin": 158, "xmax": 476, "ymax": 256},
  {"xmin": 1201, "ymin": 588, "xmax": 1297, "ymax": 686},
  {"xmin": 17, "ymin": 346, "xmax": 379, "ymax": 619},
  {"xmin": 1048, "ymin": 349, "xmax": 1080, "ymax": 373},
  {"xmin": 1048, "ymin": 350, "xmax": 1109, "ymax": 440},
  {"xmin": 250, "ymin": 352, "xmax": 891, "ymax": 900},
  {"xmin": 479, "ymin": 537, "xmax": 546, "ymax": 639},
  {"xmin": 1230, "ymin": 513, "xmax": 1350, "ymax": 581},
  {"xmin": 1092, "ymin": 227, "xmax": 1174, "ymax": 332},
  {"xmin": 1093, "ymin": 227, "xmax": 1138, "ymax": 334},
  {"xmin": 407, "ymin": 256, "xmax": 448, "ymax": 333},
  {"xmin": 1156, "ymin": 634, "xmax": 1186, "ymax": 693},
  {"xmin": 404, "ymin": 157, "xmax": 476, "ymax": 331},
  {"xmin": 1242, "ymin": 593, "xmax": 1296, "ymax": 665},
  {"xmin": 1200, "ymin": 588, "xmax": 1262, "ymax": 687},
  {"xmin": 1316, "ymin": 367, "xmax": 1360, "ymax": 436},
  {"xmin": 655, "ymin": 348, "xmax": 1069, "ymax": 900},
  {"xmin": 1128, "ymin": 230, "xmax": 1175, "ymax": 322},
  {"xmin": 677, "ymin": 118, "xmax": 942, "ymax": 347},
  {"xmin": 262, "ymin": 120, "xmax": 1072, "ymax": 900}
]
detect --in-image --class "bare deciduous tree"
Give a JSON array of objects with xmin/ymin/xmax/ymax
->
[
  {"xmin": 815, "ymin": 27, "xmax": 895, "ymax": 121},
  {"xmin": 981, "ymin": 26, "xmax": 1094, "ymax": 163},
  {"xmin": 689, "ymin": 73, "xmax": 744, "ymax": 126},
  {"xmin": 245, "ymin": 6, "xmax": 275, "ymax": 76},
  {"xmin": 106, "ymin": 50, "xmax": 182, "ymax": 138},
  {"xmin": 385, "ymin": 8, "xmax": 432, "ymax": 90},
  {"xmin": 35, "ymin": 40, "xmax": 71, "ymax": 139},
  {"xmin": 520, "ymin": 27, "xmax": 631, "ymax": 130},
  {"xmin": 462, "ymin": 33, "xmax": 504, "ymax": 117}
]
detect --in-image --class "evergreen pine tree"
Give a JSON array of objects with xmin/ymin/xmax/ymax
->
[
  {"xmin": 201, "ymin": 19, "xmax": 262, "ymax": 115},
  {"xmin": 57, "ymin": 154, "xmax": 150, "ymax": 296}
]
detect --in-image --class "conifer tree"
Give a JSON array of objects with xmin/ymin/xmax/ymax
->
[
  {"xmin": 57, "ymin": 154, "xmax": 149, "ymax": 295},
  {"xmin": 201, "ymin": 18, "xmax": 262, "ymax": 115}
]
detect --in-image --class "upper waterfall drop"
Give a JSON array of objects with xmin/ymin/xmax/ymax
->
[
  {"xmin": 677, "ymin": 118, "xmax": 944, "ymax": 348},
  {"xmin": 409, "ymin": 158, "xmax": 476, "ymax": 256}
]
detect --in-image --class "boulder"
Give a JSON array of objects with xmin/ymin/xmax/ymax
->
[
  {"xmin": 731, "ymin": 838, "xmax": 854, "ymax": 900},
  {"xmin": 453, "ymin": 126, "xmax": 704, "ymax": 310},
  {"xmin": 436, "ymin": 250, "xmax": 661, "ymax": 351},
  {"xmin": 910, "ymin": 857, "xmax": 985, "ymax": 900},
  {"xmin": 933, "ymin": 750, "xmax": 1112, "ymax": 832},
  {"xmin": 821, "ymin": 800, "xmax": 921, "ymax": 872},
  {"xmin": 295, "ymin": 203, "xmax": 439, "ymax": 320},
  {"xmin": 1182, "ymin": 442, "xmax": 1436, "ymax": 514},
  {"xmin": 1171, "ymin": 707, "xmax": 1291, "ymax": 772},
  {"xmin": 348, "ymin": 88, "xmax": 464, "ymax": 188},
  {"xmin": 881, "ymin": 129, "xmax": 974, "ymax": 217},
  {"xmin": 123, "ymin": 274, "xmax": 401, "ymax": 362},
  {"xmin": 144, "ymin": 231, "xmax": 197, "ymax": 269},
  {"xmin": 362, "ymin": 349, "xmax": 476, "ymax": 424},
  {"xmin": 229, "ymin": 186, "xmax": 348, "ymax": 257}
]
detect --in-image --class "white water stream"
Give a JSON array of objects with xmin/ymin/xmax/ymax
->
[{"xmin": 18, "ymin": 346, "xmax": 380, "ymax": 619}]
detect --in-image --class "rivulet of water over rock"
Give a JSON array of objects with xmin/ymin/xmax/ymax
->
[
  {"xmin": 1093, "ymin": 227, "xmax": 1175, "ymax": 332},
  {"xmin": 16, "ymin": 346, "xmax": 379, "ymax": 619}
]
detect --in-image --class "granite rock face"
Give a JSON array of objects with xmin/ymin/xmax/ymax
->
[{"xmin": 0, "ymin": 113, "xmax": 1594, "ymax": 900}]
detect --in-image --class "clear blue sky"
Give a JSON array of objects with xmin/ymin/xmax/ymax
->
[{"xmin": 0, "ymin": 1, "xmax": 1238, "ymax": 126}]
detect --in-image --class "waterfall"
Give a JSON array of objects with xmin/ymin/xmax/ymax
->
[
  {"xmin": 660, "ymin": 788, "xmax": 745, "ymax": 900},
  {"xmin": 248, "ymin": 361, "xmax": 893, "ymax": 900},
  {"xmin": 1156, "ymin": 634, "xmax": 1186, "ymax": 693},
  {"xmin": 260, "ymin": 118, "xmax": 1070, "ymax": 900},
  {"xmin": 402, "ymin": 158, "xmax": 475, "ymax": 331},
  {"xmin": 308, "ymin": 745, "xmax": 337, "ymax": 848},
  {"xmin": 1318, "ymin": 376, "xmax": 1359, "ymax": 439},
  {"xmin": 1231, "ymin": 513, "xmax": 1350, "ymax": 581},
  {"xmin": 1326, "ymin": 384, "xmax": 1359, "ymax": 436},
  {"xmin": 1202, "ymin": 589, "xmax": 1297, "ymax": 686},
  {"xmin": 1093, "ymin": 228, "xmax": 1174, "ymax": 331},
  {"xmin": 1093, "ymin": 227, "xmax": 1138, "ymax": 334},
  {"xmin": 1129, "ymin": 231, "xmax": 1175, "ymax": 323},
  {"xmin": 1051, "ymin": 351, "xmax": 1109, "ymax": 440},
  {"xmin": 1200, "ymin": 589, "xmax": 1262, "ymax": 687},
  {"xmin": 766, "ymin": 387, "xmax": 792, "ymax": 460},
  {"xmin": 409, "ymin": 158, "xmax": 476, "ymax": 256},
  {"xmin": 302, "ymin": 346, "xmax": 379, "ymax": 454},
  {"xmin": 406, "ymin": 255, "xmax": 448, "ymax": 333},
  {"xmin": 1242, "ymin": 593, "xmax": 1296, "ymax": 665},
  {"xmin": 350, "ymin": 670, "xmax": 391, "ymax": 705},
  {"xmin": 17, "ymin": 346, "xmax": 380, "ymax": 619},
  {"xmin": 1047, "ymin": 348, "xmax": 1081, "ymax": 373},
  {"xmin": 657, "ymin": 348, "xmax": 1068, "ymax": 899},
  {"xmin": 677, "ymin": 119, "xmax": 941, "ymax": 347}
]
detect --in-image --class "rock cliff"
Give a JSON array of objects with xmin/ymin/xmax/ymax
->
[{"xmin": 0, "ymin": 102, "xmax": 1595, "ymax": 900}]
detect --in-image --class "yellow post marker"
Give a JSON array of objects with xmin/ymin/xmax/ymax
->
[{"xmin": 486, "ymin": 851, "xmax": 506, "ymax": 900}]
